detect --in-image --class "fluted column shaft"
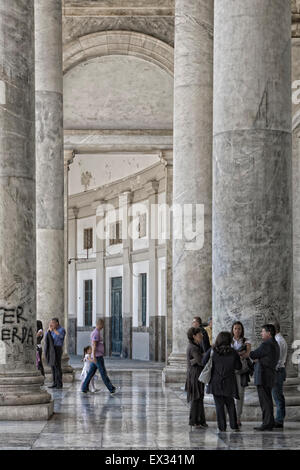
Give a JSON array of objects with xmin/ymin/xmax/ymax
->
[
  {"xmin": 35, "ymin": 0, "xmax": 74, "ymax": 380},
  {"xmin": 163, "ymin": 0, "xmax": 213, "ymax": 381},
  {"xmin": 0, "ymin": 0, "xmax": 53, "ymax": 419},
  {"xmin": 213, "ymin": 0, "xmax": 293, "ymax": 361}
]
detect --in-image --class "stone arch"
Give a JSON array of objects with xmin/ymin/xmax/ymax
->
[{"xmin": 63, "ymin": 30, "xmax": 174, "ymax": 76}]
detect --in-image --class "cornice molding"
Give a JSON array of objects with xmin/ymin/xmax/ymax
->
[{"xmin": 63, "ymin": 0, "xmax": 174, "ymax": 17}]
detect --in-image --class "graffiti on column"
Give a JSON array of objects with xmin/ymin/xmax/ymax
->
[{"xmin": 0, "ymin": 306, "xmax": 34, "ymax": 345}]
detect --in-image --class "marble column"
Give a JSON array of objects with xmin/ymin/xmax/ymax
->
[
  {"xmin": 160, "ymin": 151, "xmax": 173, "ymax": 361},
  {"xmin": 163, "ymin": 0, "xmax": 213, "ymax": 382},
  {"xmin": 292, "ymin": 36, "xmax": 300, "ymax": 377},
  {"xmin": 35, "ymin": 0, "xmax": 74, "ymax": 381},
  {"xmin": 213, "ymin": 1, "xmax": 293, "ymax": 355},
  {"xmin": 0, "ymin": 0, "xmax": 53, "ymax": 420},
  {"xmin": 121, "ymin": 191, "xmax": 133, "ymax": 359}
]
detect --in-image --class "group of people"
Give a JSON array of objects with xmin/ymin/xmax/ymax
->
[
  {"xmin": 36, "ymin": 313, "xmax": 287, "ymax": 433},
  {"xmin": 36, "ymin": 316, "xmax": 117, "ymax": 395},
  {"xmin": 186, "ymin": 317, "xmax": 287, "ymax": 433}
]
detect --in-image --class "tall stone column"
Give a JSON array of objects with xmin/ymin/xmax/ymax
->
[
  {"xmin": 292, "ymin": 34, "xmax": 300, "ymax": 377},
  {"xmin": 160, "ymin": 151, "xmax": 173, "ymax": 360},
  {"xmin": 163, "ymin": 0, "xmax": 213, "ymax": 382},
  {"xmin": 121, "ymin": 191, "xmax": 133, "ymax": 358},
  {"xmin": 213, "ymin": 1, "xmax": 293, "ymax": 356},
  {"xmin": 35, "ymin": 0, "xmax": 74, "ymax": 381},
  {"xmin": 0, "ymin": 0, "xmax": 53, "ymax": 420}
]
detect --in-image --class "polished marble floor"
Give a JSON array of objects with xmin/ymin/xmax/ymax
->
[{"xmin": 1, "ymin": 370, "xmax": 300, "ymax": 450}]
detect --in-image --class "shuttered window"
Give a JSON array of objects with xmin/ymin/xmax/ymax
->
[
  {"xmin": 84, "ymin": 228, "xmax": 93, "ymax": 250},
  {"xmin": 84, "ymin": 279, "xmax": 93, "ymax": 326},
  {"xmin": 141, "ymin": 273, "xmax": 147, "ymax": 327}
]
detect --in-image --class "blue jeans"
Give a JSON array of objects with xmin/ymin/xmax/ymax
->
[
  {"xmin": 272, "ymin": 367, "xmax": 286, "ymax": 424},
  {"xmin": 81, "ymin": 356, "xmax": 115, "ymax": 393}
]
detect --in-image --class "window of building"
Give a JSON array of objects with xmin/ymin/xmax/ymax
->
[
  {"xmin": 139, "ymin": 273, "xmax": 147, "ymax": 327},
  {"xmin": 138, "ymin": 213, "xmax": 147, "ymax": 238},
  {"xmin": 109, "ymin": 221, "xmax": 122, "ymax": 245},
  {"xmin": 84, "ymin": 279, "xmax": 93, "ymax": 326},
  {"xmin": 83, "ymin": 228, "xmax": 93, "ymax": 250}
]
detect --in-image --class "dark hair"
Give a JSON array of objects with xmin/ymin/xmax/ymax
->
[
  {"xmin": 231, "ymin": 321, "xmax": 245, "ymax": 339},
  {"xmin": 83, "ymin": 345, "xmax": 92, "ymax": 360},
  {"xmin": 187, "ymin": 327, "xmax": 202, "ymax": 343},
  {"xmin": 52, "ymin": 318, "xmax": 59, "ymax": 324},
  {"xmin": 214, "ymin": 331, "xmax": 233, "ymax": 355},
  {"xmin": 262, "ymin": 324, "xmax": 276, "ymax": 337},
  {"xmin": 273, "ymin": 321, "xmax": 280, "ymax": 333},
  {"xmin": 37, "ymin": 320, "xmax": 43, "ymax": 331},
  {"xmin": 193, "ymin": 317, "xmax": 202, "ymax": 325}
]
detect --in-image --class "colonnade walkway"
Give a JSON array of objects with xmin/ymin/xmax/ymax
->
[{"xmin": 0, "ymin": 368, "xmax": 300, "ymax": 450}]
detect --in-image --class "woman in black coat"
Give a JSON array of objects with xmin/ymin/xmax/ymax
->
[
  {"xmin": 203, "ymin": 331, "xmax": 242, "ymax": 432},
  {"xmin": 186, "ymin": 327, "xmax": 207, "ymax": 430}
]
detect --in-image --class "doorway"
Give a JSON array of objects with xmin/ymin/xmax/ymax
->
[{"xmin": 111, "ymin": 276, "xmax": 122, "ymax": 356}]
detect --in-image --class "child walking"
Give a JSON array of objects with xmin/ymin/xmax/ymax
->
[{"xmin": 80, "ymin": 346, "xmax": 98, "ymax": 393}]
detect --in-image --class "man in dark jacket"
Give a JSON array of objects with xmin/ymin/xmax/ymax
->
[
  {"xmin": 192, "ymin": 317, "xmax": 210, "ymax": 352},
  {"xmin": 247, "ymin": 324, "xmax": 280, "ymax": 431}
]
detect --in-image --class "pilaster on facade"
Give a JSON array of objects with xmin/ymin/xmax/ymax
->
[
  {"xmin": 120, "ymin": 191, "xmax": 133, "ymax": 358},
  {"xmin": 161, "ymin": 150, "xmax": 173, "ymax": 359}
]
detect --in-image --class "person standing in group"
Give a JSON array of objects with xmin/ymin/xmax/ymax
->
[
  {"xmin": 231, "ymin": 321, "xmax": 252, "ymax": 427},
  {"xmin": 81, "ymin": 318, "xmax": 117, "ymax": 395},
  {"xmin": 81, "ymin": 346, "xmax": 98, "ymax": 393},
  {"xmin": 186, "ymin": 327, "xmax": 207, "ymax": 430},
  {"xmin": 46, "ymin": 317, "xmax": 66, "ymax": 389},
  {"xmin": 243, "ymin": 324, "xmax": 280, "ymax": 431},
  {"xmin": 205, "ymin": 317, "xmax": 213, "ymax": 345},
  {"xmin": 192, "ymin": 317, "xmax": 210, "ymax": 352},
  {"xmin": 36, "ymin": 320, "xmax": 45, "ymax": 377},
  {"xmin": 203, "ymin": 331, "xmax": 242, "ymax": 432},
  {"xmin": 272, "ymin": 321, "xmax": 287, "ymax": 429}
]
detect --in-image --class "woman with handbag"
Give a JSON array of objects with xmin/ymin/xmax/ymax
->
[
  {"xmin": 231, "ymin": 321, "xmax": 252, "ymax": 427},
  {"xmin": 186, "ymin": 327, "xmax": 208, "ymax": 430},
  {"xmin": 202, "ymin": 331, "xmax": 242, "ymax": 432}
]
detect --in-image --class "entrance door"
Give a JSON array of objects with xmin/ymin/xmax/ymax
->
[{"xmin": 111, "ymin": 276, "xmax": 122, "ymax": 356}]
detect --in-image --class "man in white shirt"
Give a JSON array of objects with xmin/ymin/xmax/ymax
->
[{"xmin": 272, "ymin": 321, "xmax": 288, "ymax": 428}]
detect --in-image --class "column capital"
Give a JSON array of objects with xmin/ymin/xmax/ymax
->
[
  {"xmin": 144, "ymin": 180, "xmax": 159, "ymax": 196},
  {"xmin": 68, "ymin": 206, "xmax": 79, "ymax": 219},
  {"xmin": 159, "ymin": 150, "xmax": 173, "ymax": 167},
  {"xmin": 64, "ymin": 149, "xmax": 76, "ymax": 169},
  {"xmin": 119, "ymin": 190, "xmax": 133, "ymax": 207},
  {"xmin": 92, "ymin": 199, "xmax": 106, "ymax": 216}
]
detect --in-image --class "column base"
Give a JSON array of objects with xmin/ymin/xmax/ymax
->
[
  {"xmin": 0, "ymin": 401, "xmax": 54, "ymax": 421},
  {"xmin": 162, "ymin": 353, "xmax": 187, "ymax": 383},
  {"xmin": 44, "ymin": 353, "xmax": 75, "ymax": 384},
  {"xmin": 0, "ymin": 371, "xmax": 54, "ymax": 421}
]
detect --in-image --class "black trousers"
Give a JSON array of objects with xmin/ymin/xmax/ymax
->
[
  {"xmin": 189, "ymin": 397, "xmax": 206, "ymax": 426},
  {"xmin": 213, "ymin": 395, "xmax": 238, "ymax": 431},
  {"xmin": 257, "ymin": 385, "xmax": 275, "ymax": 429},
  {"xmin": 37, "ymin": 347, "xmax": 45, "ymax": 376},
  {"xmin": 51, "ymin": 346, "xmax": 63, "ymax": 387}
]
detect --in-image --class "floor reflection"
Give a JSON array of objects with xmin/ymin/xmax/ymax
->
[{"xmin": 0, "ymin": 371, "xmax": 299, "ymax": 449}]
